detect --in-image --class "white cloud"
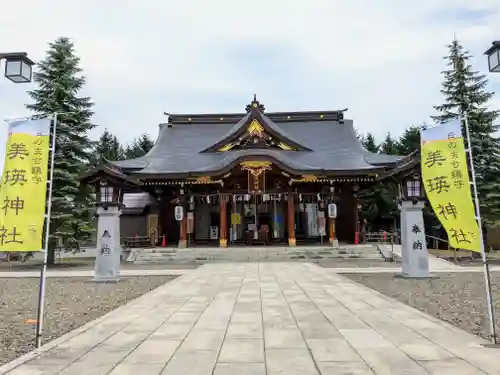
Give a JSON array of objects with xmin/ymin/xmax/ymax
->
[{"xmin": 0, "ymin": 0, "xmax": 499, "ymax": 172}]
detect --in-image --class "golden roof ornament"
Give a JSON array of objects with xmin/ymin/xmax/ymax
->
[{"xmin": 245, "ymin": 94, "xmax": 265, "ymax": 113}]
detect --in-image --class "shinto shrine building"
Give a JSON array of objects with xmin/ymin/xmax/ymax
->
[{"xmin": 82, "ymin": 96, "xmax": 405, "ymax": 248}]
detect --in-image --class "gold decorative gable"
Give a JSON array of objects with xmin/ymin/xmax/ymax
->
[
  {"xmin": 247, "ymin": 119, "xmax": 265, "ymax": 136},
  {"xmin": 217, "ymin": 119, "xmax": 296, "ymax": 152},
  {"xmin": 218, "ymin": 143, "xmax": 235, "ymax": 152}
]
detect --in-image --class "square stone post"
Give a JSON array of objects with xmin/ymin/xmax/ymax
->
[
  {"xmin": 94, "ymin": 205, "xmax": 121, "ymax": 282},
  {"xmin": 400, "ymin": 200, "xmax": 430, "ymax": 278}
]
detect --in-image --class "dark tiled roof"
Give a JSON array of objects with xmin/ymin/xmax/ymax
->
[{"xmin": 112, "ymin": 112, "xmax": 401, "ymax": 176}]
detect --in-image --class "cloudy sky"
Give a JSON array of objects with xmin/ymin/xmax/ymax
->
[{"xmin": 0, "ymin": 0, "xmax": 499, "ymax": 161}]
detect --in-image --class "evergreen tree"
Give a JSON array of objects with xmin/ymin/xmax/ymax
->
[
  {"xmin": 26, "ymin": 37, "xmax": 96, "ymax": 264},
  {"xmin": 432, "ymin": 39, "xmax": 500, "ymax": 223},
  {"xmin": 396, "ymin": 125, "xmax": 422, "ymax": 155},
  {"xmin": 379, "ymin": 133, "xmax": 399, "ymax": 155},
  {"xmin": 362, "ymin": 133, "xmax": 379, "ymax": 152},
  {"xmin": 93, "ymin": 128, "xmax": 124, "ymax": 163},
  {"xmin": 125, "ymin": 133, "xmax": 155, "ymax": 158},
  {"xmin": 359, "ymin": 133, "xmax": 400, "ymax": 229}
]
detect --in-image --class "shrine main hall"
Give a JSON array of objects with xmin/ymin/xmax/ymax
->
[{"xmin": 83, "ymin": 97, "xmax": 405, "ymax": 248}]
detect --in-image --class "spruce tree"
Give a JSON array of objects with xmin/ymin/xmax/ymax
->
[
  {"xmin": 26, "ymin": 37, "xmax": 96, "ymax": 263},
  {"xmin": 362, "ymin": 133, "xmax": 379, "ymax": 152},
  {"xmin": 379, "ymin": 133, "xmax": 399, "ymax": 155},
  {"xmin": 94, "ymin": 128, "xmax": 124, "ymax": 162},
  {"xmin": 396, "ymin": 125, "xmax": 422, "ymax": 155},
  {"xmin": 125, "ymin": 133, "xmax": 155, "ymax": 158},
  {"xmin": 432, "ymin": 39, "xmax": 500, "ymax": 224}
]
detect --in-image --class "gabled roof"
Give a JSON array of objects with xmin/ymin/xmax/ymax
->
[
  {"xmin": 200, "ymin": 101, "xmax": 312, "ymax": 152},
  {"xmin": 377, "ymin": 150, "xmax": 420, "ymax": 181},
  {"xmin": 112, "ymin": 98, "xmax": 402, "ymax": 177},
  {"xmin": 80, "ymin": 159, "xmax": 142, "ymax": 186}
]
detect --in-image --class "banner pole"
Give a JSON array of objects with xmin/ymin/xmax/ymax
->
[
  {"xmin": 463, "ymin": 113, "xmax": 497, "ymax": 344},
  {"xmin": 35, "ymin": 113, "xmax": 58, "ymax": 348}
]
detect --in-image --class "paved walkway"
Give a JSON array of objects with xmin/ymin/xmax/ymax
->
[
  {"xmin": 2, "ymin": 263, "xmax": 500, "ymax": 375},
  {"xmin": 3, "ymin": 264, "xmax": 499, "ymax": 278}
]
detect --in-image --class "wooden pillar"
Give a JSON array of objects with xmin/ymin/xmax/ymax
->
[
  {"xmin": 288, "ymin": 193, "xmax": 296, "ymax": 246},
  {"xmin": 329, "ymin": 186, "xmax": 338, "ymax": 247},
  {"xmin": 219, "ymin": 196, "xmax": 228, "ymax": 247},
  {"xmin": 353, "ymin": 194, "xmax": 359, "ymax": 244},
  {"xmin": 178, "ymin": 187, "xmax": 187, "ymax": 249},
  {"xmin": 329, "ymin": 217, "xmax": 336, "ymax": 245}
]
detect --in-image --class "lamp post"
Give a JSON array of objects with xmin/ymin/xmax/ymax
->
[
  {"xmin": 484, "ymin": 41, "xmax": 500, "ymax": 73},
  {"xmin": 0, "ymin": 52, "xmax": 34, "ymax": 83}
]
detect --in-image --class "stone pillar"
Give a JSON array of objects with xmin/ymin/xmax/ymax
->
[
  {"xmin": 94, "ymin": 205, "xmax": 121, "ymax": 282},
  {"xmin": 400, "ymin": 200, "xmax": 430, "ymax": 278},
  {"xmin": 288, "ymin": 193, "xmax": 296, "ymax": 246},
  {"xmin": 219, "ymin": 196, "xmax": 228, "ymax": 247}
]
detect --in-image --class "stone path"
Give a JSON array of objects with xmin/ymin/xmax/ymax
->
[
  {"xmin": 2, "ymin": 263, "xmax": 500, "ymax": 375},
  {"xmin": 3, "ymin": 264, "xmax": 500, "ymax": 279}
]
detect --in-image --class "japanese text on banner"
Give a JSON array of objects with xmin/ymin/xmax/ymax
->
[
  {"xmin": 421, "ymin": 137, "xmax": 480, "ymax": 252},
  {"xmin": 0, "ymin": 122, "xmax": 50, "ymax": 251}
]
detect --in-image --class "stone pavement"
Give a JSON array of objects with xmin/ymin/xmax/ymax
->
[{"xmin": 2, "ymin": 263, "xmax": 500, "ymax": 375}]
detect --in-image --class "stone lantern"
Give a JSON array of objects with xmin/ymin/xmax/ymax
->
[
  {"xmin": 80, "ymin": 161, "xmax": 140, "ymax": 282},
  {"xmin": 398, "ymin": 170, "xmax": 430, "ymax": 278},
  {"xmin": 378, "ymin": 152, "xmax": 431, "ymax": 278}
]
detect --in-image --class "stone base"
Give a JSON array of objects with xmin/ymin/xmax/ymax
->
[
  {"xmin": 178, "ymin": 239, "xmax": 187, "ymax": 249},
  {"xmin": 481, "ymin": 343, "xmax": 500, "ymax": 348},
  {"xmin": 219, "ymin": 238, "xmax": 228, "ymax": 247},
  {"xmin": 288, "ymin": 238, "xmax": 296, "ymax": 246},
  {"xmin": 91, "ymin": 277, "xmax": 120, "ymax": 283},
  {"xmin": 394, "ymin": 273, "xmax": 438, "ymax": 280},
  {"xmin": 329, "ymin": 238, "xmax": 339, "ymax": 248}
]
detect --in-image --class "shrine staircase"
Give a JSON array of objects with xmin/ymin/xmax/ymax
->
[{"xmin": 130, "ymin": 245, "xmax": 386, "ymax": 265}]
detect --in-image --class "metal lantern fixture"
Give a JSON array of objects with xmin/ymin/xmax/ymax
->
[
  {"xmin": 0, "ymin": 52, "xmax": 34, "ymax": 83},
  {"xmin": 485, "ymin": 41, "xmax": 500, "ymax": 73},
  {"xmin": 98, "ymin": 179, "xmax": 122, "ymax": 206},
  {"xmin": 405, "ymin": 173, "xmax": 422, "ymax": 199}
]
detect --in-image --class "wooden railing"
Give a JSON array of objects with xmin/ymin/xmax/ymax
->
[
  {"xmin": 122, "ymin": 236, "xmax": 154, "ymax": 248},
  {"xmin": 363, "ymin": 232, "xmax": 397, "ymax": 244}
]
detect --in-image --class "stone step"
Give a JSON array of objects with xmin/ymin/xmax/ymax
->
[{"xmin": 133, "ymin": 245, "xmax": 383, "ymax": 264}]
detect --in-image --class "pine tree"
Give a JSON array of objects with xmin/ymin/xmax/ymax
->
[
  {"xmin": 125, "ymin": 133, "xmax": 155, "ymax": 158},
  {"xmin": 432, "ymin": 39, "xmax": 500, "ymax": 224},
  {"xmin": 362, "ymin": 133, "xmax": 379, "ymax": 152},
  {"xmin": 379, "ymin": 133, "xmax": 399, "ymax": 155},
  {"xmin": 26, "ymin": 37, "xmax": 96, "ymax": 264},
  {"xmin": 93, "ymin": 128, "xmax": 124, "ymax": 163}
]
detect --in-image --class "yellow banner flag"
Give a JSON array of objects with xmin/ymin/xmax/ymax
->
[
  {"xmin": 421, "ymin": 137, "xmax": 480, "ymax": 252},
  {"xmin": 0, "ymin": 119, "xmax": 51, "ymax": 251}
]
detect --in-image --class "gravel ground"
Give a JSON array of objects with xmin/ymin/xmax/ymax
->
[
  {"xmin": 0, "ymin": 260, "xmax": 198, "ymax": 272},
  {"xmin": 0, "ymin": 276, "xmax": 176, "ymax": 366},
  {"xmin": 344, "ymin": 272, "xmax": 500, "ymax": 341},
  {"xmin": 319, "ymin": 259, "xmax": 399, "ymax": 268}
]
